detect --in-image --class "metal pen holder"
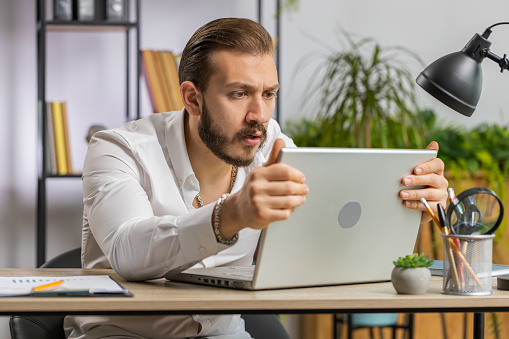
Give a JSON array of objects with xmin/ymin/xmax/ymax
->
[{"xmin": 440, "ymin": 234, "xmax": 494, "ymax": 295}]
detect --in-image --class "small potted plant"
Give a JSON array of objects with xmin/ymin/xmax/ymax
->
[{"xmin": 391, "ymin": 253, "xmax": 433, "ymax": 294}]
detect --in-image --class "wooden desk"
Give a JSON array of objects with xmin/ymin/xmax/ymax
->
[{"xmin": 1, "ymin": 268, "xmax": 507, "ymax": 338}]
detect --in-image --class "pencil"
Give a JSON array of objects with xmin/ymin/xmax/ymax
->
[
  {"xmin": 420, "ymin": 198, "xmax": 441, "ymax": 228},
  {"xmin": 32, "ymin": 279, "xmax": 63, "ymax": 292},
  {"xmin": 421, "ymin": 198, "xmax": 482, "ymax": 287}
]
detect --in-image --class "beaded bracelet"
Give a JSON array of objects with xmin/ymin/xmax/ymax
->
[{"xmin": 213, "ymin": 193, "xmax": 239, "ymax": 246}]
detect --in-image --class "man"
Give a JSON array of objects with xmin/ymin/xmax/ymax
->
[{"xmin": 65, "ymin": 18, "xmax": 448, "ymax": 338}]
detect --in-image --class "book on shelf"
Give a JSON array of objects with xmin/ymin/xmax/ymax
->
[
  {"xmin": 61, "ymin": 102, "xmax": 73, "ymax": 173},
  {"xmin": 142, "ymin": 50, "xmax": 167, "ymax": 113},
  {"xmin": 153, "ymin": 51, "xmax": 173, "ymax": 112},
  {"xmin": 142, "ymin": 50, "xmax": 183, "ymax": 113},
  {"xmin": 75, "ymin": 0, "xmax": 95, "ymax": 21},
  {"xmin": 95, "ymin": 0, "xmax": 129, "ymax": 21},
  {"xmin": 160, "ymin": 51, "xmax": 184, "ymax": 111},
  {"xmin": 48, "ymin": 101, "xmax": 73, "ymax": 176},
  {"xmin": 51, "ymin": 101, "xmax": 68, "ymax": 175},
  {"xmin": 53, "ymin": 0, "xmax": 73, "ymax": 21},
  {"xmin": 46, "ymin": 102, "xmax": 58, "ymax": 175},
  {"xmin": 106, "ymin": 0, "xmax": 129, "ymax": 21}
]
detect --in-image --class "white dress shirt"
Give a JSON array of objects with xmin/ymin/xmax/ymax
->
[{"xmin": 64, "ymin": 110, "xmax": 295, "ymax": 339}]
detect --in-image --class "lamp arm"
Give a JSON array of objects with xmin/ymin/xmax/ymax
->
[{"xmin": 481, "ymin": 49, "xmax": 509, "ymax": 73}]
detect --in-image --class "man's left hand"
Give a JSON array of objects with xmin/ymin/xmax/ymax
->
[{"xmin": 399, "ymin": 141, "xmax": 448, "ymax": 224}]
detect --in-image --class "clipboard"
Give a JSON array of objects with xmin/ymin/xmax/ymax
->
[{"xmin": 0, "ymin": 275, "xmax": 132, "ymax": 297}]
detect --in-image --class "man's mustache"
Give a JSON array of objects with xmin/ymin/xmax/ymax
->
[{"xmin": 235, "ymin": 124, "xmax": 267, "ymax": 141}]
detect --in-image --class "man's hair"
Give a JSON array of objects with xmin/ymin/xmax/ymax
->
[{"xmin": 179, "ymin": 18, "xmax": 274, "ymax": 92}]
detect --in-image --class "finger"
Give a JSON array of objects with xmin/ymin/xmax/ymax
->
[
  {"xmin": 426, "ymin": 141, "xmax": 439, "ymax": 152},
  {"xmin": 402, "ymin": 200, "xmax": 426, "ymax": 210},
  {"xmin": 264, "ymin": 209, "xmax": 293, "ymax": 222},
  {"xmin": 399, "ymin": 187, "xmax": 448, "ymax": 202},
  {"xmin": 264, "ymin": 138, "xmax": 286, "ymax": 167},
  {"xmin": 258, "ymin": 195, "xmax": 307, "ymax": 210},
  {"xmin": 401, "ymin": 198, "xmax": 437, "ymax": 224},
  {"xmin": 260, "ymin": 163, "xmax": 306, "ymax": 183},
  {"xmin": 259, "ymin": 181, "xmax": 309, "ymax": 196},
  {"xmin": 411, "ymin": 141, "xmax": 441, "ymax": 175},
  {"xmin": 412, "ymin": 157, "xmax": 445, "ymax": 176},
  {"xmin": 402, "ymin": 172, "xmax": 448, "ymax": 188}
]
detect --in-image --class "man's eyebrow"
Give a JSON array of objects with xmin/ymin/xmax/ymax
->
[
  {"xmin": 225, "ymin": 82, "xmax": 280, "ymax": 91},
  {"xmin": 266, "ymin": 84, "xmax": 280, "ymax": 91}
]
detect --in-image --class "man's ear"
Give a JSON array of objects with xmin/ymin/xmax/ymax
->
[{"xmin": 181, "ymin": 81, "xmax": 202, "ymax": 117}]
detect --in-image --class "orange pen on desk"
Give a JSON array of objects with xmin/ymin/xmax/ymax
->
[{"xmin": 32, "ymin": 280, "xmax": 64, "ymax": 292}]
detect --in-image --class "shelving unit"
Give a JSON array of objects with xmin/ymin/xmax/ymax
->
[{"xmin": 36, "ymin": 0, "xmax": 141, "ymax": 266}]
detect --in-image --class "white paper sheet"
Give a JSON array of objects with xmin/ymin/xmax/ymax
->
[{"xmin": 0, "ymin": 275, "xmax": 128, "ymax": 296}]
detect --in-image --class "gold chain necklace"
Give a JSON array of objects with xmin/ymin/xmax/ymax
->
[{"xmin": 195, "ymin": 166, "xmax": 237, "ymax": 208}]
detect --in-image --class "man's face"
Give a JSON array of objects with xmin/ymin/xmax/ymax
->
[{"xmin": 197, "ymin": 50, "xmax": 279, "ymax": 167}]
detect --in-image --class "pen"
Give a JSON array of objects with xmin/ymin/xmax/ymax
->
[
  {"xmin": 448, "ymin": 188, "xmax": 466, "ymax": 287},
  {"xmin": 437, "ymin": 203, "xmax": 482, "ymax": 286},
  {"xmin": 437, "ymin": 202, "xmax": 461, "ymax": 288},
  {"xmin": 447, "ymin": 187, "xmax": 455, "ymax": 201},
  {"xmin": 448, "ymin": 187, "xmax": 464, "ymax": 220},
  {"xmin": 32, "ymin": 279, "xmax": 64, "ymax": 292},
  {"xmin": 437, "ymin": 203, "xmax": 450, "ymax": 235}
]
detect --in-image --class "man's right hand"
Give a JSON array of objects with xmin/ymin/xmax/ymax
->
[{"xmin": 219, "ymin": 139, "xmax": 309, "ymax": 239}]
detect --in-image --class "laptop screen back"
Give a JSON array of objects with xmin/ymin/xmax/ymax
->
[{"xmin": 252, "ymin": 147, "xmax": 437, "ymax": 290}]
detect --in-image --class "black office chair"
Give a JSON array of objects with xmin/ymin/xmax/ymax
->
[
  {"xmin": 242, "ymin": 314, "xmax": 290, "ymax": 339},
  {"xmin": 9, "ymin": 247, "xmax": 81, "ymax": 339},
  {"xmin": 9, "ymin": 248, "xmax": 290, "ymax": 339}
]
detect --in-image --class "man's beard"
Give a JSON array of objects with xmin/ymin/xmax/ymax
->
[{"xmin": 198, "ymin": 100, "xmax": 267, "ymax": 167}]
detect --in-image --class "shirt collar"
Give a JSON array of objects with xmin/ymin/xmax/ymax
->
[{"xmin": 164, "ymin": 109, "xmax": 196, "ymax": 191}]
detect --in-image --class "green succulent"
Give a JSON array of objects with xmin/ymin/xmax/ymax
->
[{"xmin": 393, "ymin": 253, "xmax": 433, "ymax": 268}]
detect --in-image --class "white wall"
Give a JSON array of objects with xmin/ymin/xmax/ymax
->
[
  {"xmin": 1, "ymin": 0, "xmax": 509, "ymax": 337},
  {"xmin": 280, "ymin": 0, "xmax": 509, "ymax": 128}
]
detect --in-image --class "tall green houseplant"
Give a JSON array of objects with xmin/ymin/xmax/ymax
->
[{"xmin": 288, "ymin": 30, "xmax": 426, "ymax": 149}]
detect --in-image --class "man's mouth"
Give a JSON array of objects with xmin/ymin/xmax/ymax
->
[
  {"xmin": 242, "ymin": 131, "xmax": 263, "ymax": 145},
  {"xmin": 245, "ymin": 132, "xmax": 262, "ymax": 139}
]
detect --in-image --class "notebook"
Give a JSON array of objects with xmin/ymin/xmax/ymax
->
[
  {"xmin": 166, "ymin": 147, "xmax": 437, "ymax": 290},
  {"xmin": 429, "ymin": 260, "xmax": 509, "ymax": 277}
]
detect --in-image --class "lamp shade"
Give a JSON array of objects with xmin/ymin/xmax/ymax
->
[
  {"xmin": 416, "ymin": 51, "xmax": 483, "ymax": 117},
  {"xmin": 416, "ymin": 33, "xmax": 492, "ymax": 117}
]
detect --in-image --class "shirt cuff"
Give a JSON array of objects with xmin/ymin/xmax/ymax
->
[{"xmin": 177, "ymin": 203, "xmax": 227, "ymax": 263}]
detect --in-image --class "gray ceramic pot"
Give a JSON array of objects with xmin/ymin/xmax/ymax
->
[{"xmin": 391, "ymin": 267, "xmax": 431, "ymax": 294}]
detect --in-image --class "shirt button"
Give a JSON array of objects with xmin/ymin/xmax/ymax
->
[
  {"xmin": 199, "ymin": 246, "xmax": 207, "ymax": 254},
  {"xmin": 191, "ymin": 179, "xmax": 197, "ymax": 185},
  {"xmin": 178, "ymin": 180, "xmax": 182, "ymax": 186},
  {"xmin": 188, "ymin": 207, "xmax": 194, "ymax": 212}
]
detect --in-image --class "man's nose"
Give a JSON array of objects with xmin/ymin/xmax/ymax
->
[{"xmin": 245, "ymin": 97, "xmax": 267, "ymax": 124}]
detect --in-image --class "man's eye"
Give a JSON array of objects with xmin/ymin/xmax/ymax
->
[
  {"xmin": 231, "ymin": 92, "xmax": 246, "ymax": 99},
  {"xmin": 264, "ymin": 92, "xmax": 277, "ymax": 99}
]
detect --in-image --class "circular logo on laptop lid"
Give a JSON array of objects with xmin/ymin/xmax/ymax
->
[{"xmin": 338, "ymin": 201, "xmax": 362, "ymax": 228}]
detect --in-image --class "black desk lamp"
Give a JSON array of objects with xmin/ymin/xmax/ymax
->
[{"xmin": 416, "ymin": 22, "xmax": 509, "ymax": 117}]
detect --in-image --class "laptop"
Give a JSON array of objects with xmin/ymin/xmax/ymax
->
[{"xmin": 166, "ymin": 147, "xmax": 437, "ymax": 290}]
